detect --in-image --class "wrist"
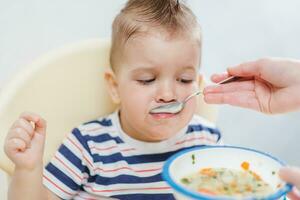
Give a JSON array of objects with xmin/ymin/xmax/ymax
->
[{"xmin": 14, "ymin": 162, "xmax": 44, "ymax": 174}]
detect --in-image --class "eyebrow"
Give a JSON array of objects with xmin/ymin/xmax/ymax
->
[
  {"xmin": 180, "ymin": 66, "xmax": 196, "ymax": 72},
  {"xmin": 130, "ymin": 67, "xmax": 156, "ymax": 74},
  {"xmin": 130, "ymin": 65, "xmax": 196, "ymax": 74}
]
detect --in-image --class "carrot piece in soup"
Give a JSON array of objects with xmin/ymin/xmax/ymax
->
[
  {"xmin": 245, "ymin": 184, "xmax": 252, "ymax": 192},
  {"xmin": 230, "ymin": 181, "xmax": 237, "ymax": 188},
  {"xmin": 198, "ymin": 188, "xmax": 217, "ymax": 195},
  {"xmin": 200, "ymin": 168, "xmax": 216, "ymax": 177},
  {"xmin": 241, "ymin": 161, "xmax": 250, "ymax": 170},
  {"xmin": 252, "ymin": 171, "xmax": 262, "ymax": 181}
]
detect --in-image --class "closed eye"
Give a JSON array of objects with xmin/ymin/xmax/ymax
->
[
  {"xmin": 137, "ymin": 78, "xmax": 155, "ymax": 85},
  {"xmin": 177, "ymin": 78, "xmax": 194, "ymax": 84}
]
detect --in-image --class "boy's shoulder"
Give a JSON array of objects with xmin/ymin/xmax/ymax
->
[
  {"xmin": 76, "ymin": 111, "xmax": 118, "ymax": 136},
  {"xmin": 189, "ymin": 114, "xmax": 217, "ymax": 129},
  {"xmin": 188, "ymin": 114, "xmax": 221, "ymax": 142}
]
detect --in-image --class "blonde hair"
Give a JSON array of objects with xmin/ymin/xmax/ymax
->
[{"xmin": 110, "ymin": 0, "xmax": 201, "ymax": 71}]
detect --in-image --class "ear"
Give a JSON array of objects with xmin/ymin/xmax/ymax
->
[{"xmin": 104, "ymin": 68, "xmax": 121, "ymax": 104}]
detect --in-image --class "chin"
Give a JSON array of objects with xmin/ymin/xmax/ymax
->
[
  {"xmin": 147, "ymin": 127, "xmax": 181, "ymax": 140},
  {"xmin": 147, "ymin": 134, "xmax": 172, "ymax": 142}
]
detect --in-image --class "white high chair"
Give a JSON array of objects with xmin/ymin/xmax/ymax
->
[{"xmin": 0, "ymin": 38, "xmax": 218, "ymax": 199}]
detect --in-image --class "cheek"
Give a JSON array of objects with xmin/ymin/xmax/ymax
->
[
  {"xmin": 119, "ymin": 84, "xmax": 153, "ymax": 112},
  {"xmin": 179, "ymin": 82, "xmax": 199, "ymax": 112},
  {"xmin": 187, "ymin": 98, "xmax": 198, "ymax": 113},
  {"xmin": 178, "ymin": 82, "xmax": 199, "ymax": 98}
]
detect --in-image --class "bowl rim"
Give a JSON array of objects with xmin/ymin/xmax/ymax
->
[{"xmin": 162, "ymin": 145, "xmax": 293, "ymax": 200}]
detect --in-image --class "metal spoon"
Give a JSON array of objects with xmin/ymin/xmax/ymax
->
[
  {"xmin": 150, "ymin": 91, "xmax": 202, "ymax": 114},
  {"xmin": 150, "ymin": 76, "xmax": 251, "ymax": 114}
]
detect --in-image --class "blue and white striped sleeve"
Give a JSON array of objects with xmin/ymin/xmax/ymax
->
[{"xmin": 43, "ymin": 128, "xmax": 92, "ymax": 199}]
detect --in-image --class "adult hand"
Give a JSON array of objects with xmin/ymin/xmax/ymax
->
[
  {"xmin": 204, "ymin": 57, "xmax": 300, "ymax": 114},
  {"xmin": 279, "ymin": 167, "xmax": 300, "ymax": 200}
]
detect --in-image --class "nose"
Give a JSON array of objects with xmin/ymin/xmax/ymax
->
[{"xmin": 155, "ymin": 80, "xmax": 177, "ymax": 103}]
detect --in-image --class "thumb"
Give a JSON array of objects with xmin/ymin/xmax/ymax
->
[
  {"xmin": 279, "ymin": 167, "xmax": 300, "ymax": 190},
  {"xmin": 31, "ymin": 118, "xmax": 47, "ymax": 153},
  {"xmin": 227, "ymin": 60, "xmax": 263, "ymax": 78},
  {"xmin": 35, "ymin": 117, "xmax": 47, "ymax": 135},
  {"xmin": 19, "ymin": 112, "xmax": 47, "ymax": 135}
]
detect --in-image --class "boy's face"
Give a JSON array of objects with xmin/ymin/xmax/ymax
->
[{"xmin": 106, "ymin": 31, "xmax": 201, "ymax": 142}]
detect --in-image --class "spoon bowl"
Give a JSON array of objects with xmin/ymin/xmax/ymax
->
[{"xmin": 150, "ymin": 91, "xmax": 201, "ymax": 114}]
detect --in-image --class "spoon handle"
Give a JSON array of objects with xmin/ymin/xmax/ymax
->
[
  {"xmin": 184, "ymin": 91, "xmax": 202, "ymax": 103},
  {"xmin": 217, "ymin": 76, "xmax": 253, "ymax": 85},
  {"xmin": 179, "ymin": 76, "xmax": 252, "ymax": 105}
]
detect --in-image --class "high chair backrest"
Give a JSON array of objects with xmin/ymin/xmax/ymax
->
[{"xmin": 0, "ymin": 38, "xmax": 218, "ymax": 175}]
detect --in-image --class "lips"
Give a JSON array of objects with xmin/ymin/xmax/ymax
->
[{"xmin": 149, "ymin": 112, "xmax": 178, "ymax": 119}]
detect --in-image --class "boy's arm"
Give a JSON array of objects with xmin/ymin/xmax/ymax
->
[
  {"xmin": 4, "ymin": 112, "xmax": 59, "ymax": 200},
  {"xmin": 8, "ymin": 163, "xmax": 65, "ymax": 200},
  {"xmin": 8, "ymin": 165, "xmax": 46, "ymax": 200}
]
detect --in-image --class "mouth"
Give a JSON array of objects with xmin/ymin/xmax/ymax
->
[
  {"xmin": 150, "ymin": 102, "xmax": 183, "ymax": 115},
  {"xmin": 149, "ymin": 112, "xmax": 178, "ymax": 119}
]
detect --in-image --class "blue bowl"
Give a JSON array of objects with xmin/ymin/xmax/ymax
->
[{"xmin": 162, "ymin": 145, "xmax": 292, "ymax": 200}]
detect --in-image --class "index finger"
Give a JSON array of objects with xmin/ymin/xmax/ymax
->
[
  {"xmin": 19, "ymin": 111, "xmax": 42, "ymax": 123},
  {"xmin": 19, "ymin": 112, "xmax": 46, "ymax": 134}
]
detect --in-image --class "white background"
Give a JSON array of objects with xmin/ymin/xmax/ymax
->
[{"xmin": 1, "ymin": 0, "xmax": 299, "ymax": 170}]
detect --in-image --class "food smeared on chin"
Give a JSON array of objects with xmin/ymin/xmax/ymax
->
[{"xmin": 180, "ymin": 161, "xmax": 276, "ymax": 198}]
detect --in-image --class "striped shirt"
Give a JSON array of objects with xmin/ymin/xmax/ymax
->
[{"xmin": 43, "ymin": 110, "xmax": 221, "ymax": 200}]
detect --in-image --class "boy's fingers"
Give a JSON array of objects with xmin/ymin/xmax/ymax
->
[
  {"xmin": 204, "ymin": 81, "xmax": 255, "ymax": 94},
  {"xmin": 6, "ymin": 138, "xmax": 27, "ymax": 153},
  {"xmin": 19, "ymin": 111, "xmax": 41, "ymax": 123},
  {"xmin": 8, "ymin": 128, "xmax": 31, "ymax": 148},
  {"xmin": 279, "ymin": 167, "xmax": 300, "ymax": 190},
  {"xmin": 19, "ymin": 112, "xmax": 47, "ymax": 135},
  {"xmin": 12, "ymin": 118, "xmax": 35, "ymax": 137},
  {"xmin": 35, "ymin": 118, "xmax": 47, "ymax": 135}
]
